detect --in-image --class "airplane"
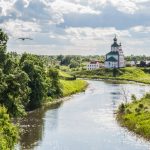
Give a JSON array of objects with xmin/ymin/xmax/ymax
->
[{"xmin": 18, "ymin": 37, "xmax": 33, "ymax": 41}]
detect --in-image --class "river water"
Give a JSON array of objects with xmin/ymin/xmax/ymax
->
[{"xmin": 17, "ymin": 80, "xmax": 150, "ymax": 150}]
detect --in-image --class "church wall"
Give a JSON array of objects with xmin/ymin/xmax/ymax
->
[{"xmin": 105, "ymin": 61, "xmax": 118, "ymax": 68}]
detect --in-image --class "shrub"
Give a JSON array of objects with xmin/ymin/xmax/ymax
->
[
  {"xmin": 0, "ymin": 106, "xmax": 19, "ymax": 150},
  {"xmin": 126, "ymin": 109, "xmax": 132, "ymax": 114},
  {"xmin": 139, "ymin": 103, "xmax": 144, "ymax": 109},
  {"xmin": 135, "ymin": 107, "xmax": 141, "ymax": 114},
  {"xmin": 118, "ymin": 103, "xmax": 125, "ymax": 114},
  {"xmin": 131, "ymin": 94, "xmax": 137, "ymax": 102},
  {"xmin": 144, "ymin": 93, "xmax": 150, "ymax": 99}
]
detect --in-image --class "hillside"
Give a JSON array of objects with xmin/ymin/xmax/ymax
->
[{"xmin": 74, "ymin": 67, "xmax": 150, "ymax": 84}]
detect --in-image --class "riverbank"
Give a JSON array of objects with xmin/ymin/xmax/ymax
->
[
  {"xmin": 117, "ymin": 93, "xmax": 150, "ymax": 140},
  {"xmin": 74, "ymin": 67, "xmax": 150, "ymax": 84},
  {"xmin": 43, "ymin": 79, "xmax": 88, "ymax": 107}
]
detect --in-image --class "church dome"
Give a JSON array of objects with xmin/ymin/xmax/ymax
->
[
  {"xmin": 113, "ymin": 36, "xmax": 117, "ymax": 42},
  {"xmin": 111, "ymin": 35, "xmax": 119, "ymax": 47}
]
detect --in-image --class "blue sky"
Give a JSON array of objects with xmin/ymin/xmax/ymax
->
[{"xmin": 0, "ymin": 0, "xmax": 150, "ymax": 55}]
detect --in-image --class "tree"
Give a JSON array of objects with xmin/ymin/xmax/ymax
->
[
  {"xmin": 47, "ymin": 68, "xmax": 62, "ymax": 98},
  {"xmin": 70, "ymin": 60, "xmax": 79, "ymax": 68},
  {"xmin": 140, "ymin": 61, "xmax": 146, "ymax": 67},
  {"xmin": 0, "ymin": 29, "xmax": 8, "ymax": 68},
  {"xmin": 21, "ymin": 58, "xmax": 47, "ymax": 110},
  {"xmin": 0, "ymin": 70, "xmax": 30, "ymax": 117},
  {"xmin": 0, "ymin": 29, "xmax": 30, "ymax": 117}
]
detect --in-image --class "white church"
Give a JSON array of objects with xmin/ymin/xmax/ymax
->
[{"xmin": 105, "ymin": 36, "xmax": 125, "ymax": 68}]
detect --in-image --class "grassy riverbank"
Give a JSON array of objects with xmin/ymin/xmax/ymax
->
[
  {"xmin": 117, "ymin": 94, "xmax": 150, "ymax": 140},
  {"xmin": 61, "ymin": 79, "xmax": 88, "ymax": 96},
  {"xmin": 43, "ymin": 79, "xmax": 88, "ymax": 107},
  {"xmin": 74, "ymin": 67, "xmax": 150, "ymax": 84}
]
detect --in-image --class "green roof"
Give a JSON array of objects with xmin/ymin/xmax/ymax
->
[
  {"xmin": 111, "ymin": 42, "xmax": 119, "ymax": 47},
  {"xmin": 106, "ymin": 51, "xmax": 119, "ymax": 55},
  {"xmin": 106, "ymin": 57, "xmax": 118, "ymax": 62}
]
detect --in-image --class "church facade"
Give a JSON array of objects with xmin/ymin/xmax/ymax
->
[{"xmin": 105, "ymin": 36, "xmax": 125, "ymax": 68}]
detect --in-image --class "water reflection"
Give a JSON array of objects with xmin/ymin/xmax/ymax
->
[{"xmin": 17, "ymin": 103, "xmax": 62, "ymax": 149}]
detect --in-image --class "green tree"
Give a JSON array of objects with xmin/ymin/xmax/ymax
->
[
  {"xmin": 70, "ymin": 60, "xmax": 79, "ymax": 68},
  {"xmin": 22, "ymin": 59, "xmax": 47, "ymax": 110},
  {"xmin": 47, "ymin": 68, "xmax": 62, "ymax": 98},
  {"xmin": 0, "ymin": 69, "xmax": 30, "ymax": 117},
  {"xmin": 0, "ymin": 106, "xmax": 19, "ymax": 150},
  {"xmin": 0, "ymin": 29, "xmax": 8, "ymax": 68}
]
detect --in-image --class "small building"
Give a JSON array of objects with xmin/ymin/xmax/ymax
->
[
  {"xmin": 105, "ymin": 36, "xmax": 125, "ymax": 68},
  {"xmin": 87, "ymin": 61, "xmax": 102, "ymax": 70}
]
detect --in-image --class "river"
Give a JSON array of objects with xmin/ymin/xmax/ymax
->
[{"xmin": 17, "ymin": 80, "xmax": 150, "ymax": 150}]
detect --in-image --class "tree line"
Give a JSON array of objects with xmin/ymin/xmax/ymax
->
[{"xmin": 0, "ymin": 29, "xmax": 62, "ymax": 149}]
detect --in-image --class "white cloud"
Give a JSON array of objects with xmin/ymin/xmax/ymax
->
[
  {"xmin": 0, "ymin": 19, "xmax": 41, "ymax": 38},
  {"xmin": 65, "ymin": 27, "xmax": 130, "ymax": 40},
  {"xmin": 130, "ymin": 26, "xmax": 150, "ymax": 33},
  {"xmin": 51, "ymin": 0, "xmax": 101, "ymax": 15},
  {"xmin": 0, "ymin": 0, "xmax": 16, "ymax": 16},
  {"xmin": 110, "ymin": 0, "xmax": 139, "ymax": 14}
]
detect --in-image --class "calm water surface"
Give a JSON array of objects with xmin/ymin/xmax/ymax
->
[{"xmin": 17, "ymin": 80, "xmax": 150, "ymax": 150}]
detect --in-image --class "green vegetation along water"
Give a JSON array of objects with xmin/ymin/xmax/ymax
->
[
  {"xmin": 74, "ymin": 67, "xmax": 150, "ymax": 84},
  {"xmin": 117, "ymin": 93, "xmax": 150, "ymax": 140}
]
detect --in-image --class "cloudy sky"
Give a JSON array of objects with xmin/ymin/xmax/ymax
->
[{"xmin": 0, "ymin": 0, "xmax": 150, "ymax": 55}]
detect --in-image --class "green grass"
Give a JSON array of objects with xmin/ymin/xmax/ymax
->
[
  {"xmin": 60, "ymin": 79, "xmax": 88, "ymax": 96},
  {"xmin": 117, "ymin": 94, "xmax": 150, "ymax": 140},
  {"xmin": 74, "ymin": 67, "xmax": 150, "ymax": 84},
  {"xmin": 118, "ymin": 67, "xmax": 150, "ymax": 83}
]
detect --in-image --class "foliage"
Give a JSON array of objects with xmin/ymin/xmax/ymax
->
[
  {"xmin": 117, "ymin": 95, "xmax": 150, "ymax": 140},
  {"xmin": 118, "ymin": 103, "xmax": 125, "ymax": 114},
  {"xmin": 131, "ymin": 94, "xmax": 137, "ymax": 102},
  {"xmin": 47, "ymin": 68, "xmax": 62, "ymax": 98},
  {"xmin": 20, "ymin": 55, "xmax": 47, "ymax": 110},
  {"xmin": 0, "ymin": 106, "xmax": 19, "ymax": 150},
  {"xmin": 0, "ymin": 30, "xmax": 30, "ymax": 117}
]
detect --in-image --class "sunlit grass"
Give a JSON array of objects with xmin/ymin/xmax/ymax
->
[
  {"xmin": 117, "ymin": 94, "xmax": 150, "ymax": 140},
  {"xmin": 61, "ymin": 79, "xmax": 88, "ymax": 96}
]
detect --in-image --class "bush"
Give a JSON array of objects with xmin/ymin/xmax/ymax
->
[
  {"xmin": 135, "ymin": 107, "xmax": 141, "ymax": 114},
  {"xmin": 144, "ymin": 93, "xmax": 150, "ymax": 99},
  {"xmin": 118, "ymin": 103, "xmax": 125, "ymax": 114},
  {"xmin": 0, "ymin": 106, "xmax": 19, "ymax": 150},
  {"xmin": 131, "ymin": 94, "xmax": 137, "ymax": 102},
  {"xmin": 126, "ymin": 109, "xmax": 132, "ymax": 114},
  {"xmin": 139, "ymin": 103, "xmax": 144, "ymax": 109}
]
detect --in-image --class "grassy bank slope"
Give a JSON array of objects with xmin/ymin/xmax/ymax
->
[
  {"xmin": 74, "ymin": 67, "xmax": 150, "ymax": 84},
  {"xmin": 117, "ymin": 94, "xmax": 150, "ymax": 140},
  {"xmin": 61, "ymin": 79, "xmax": 88, "ymax": 96}
]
